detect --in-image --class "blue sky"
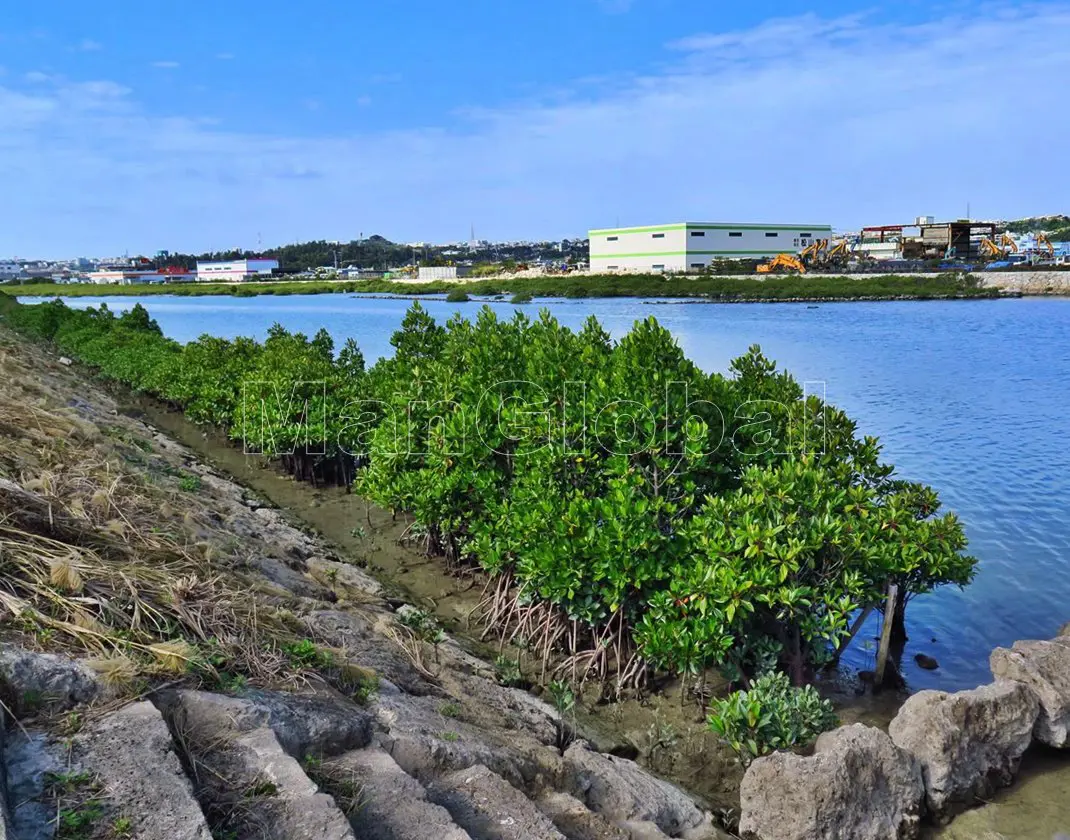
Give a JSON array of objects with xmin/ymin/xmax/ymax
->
[{"xmin": 2, "ymin": 1, "xmax": 1069, "ymax": 257}]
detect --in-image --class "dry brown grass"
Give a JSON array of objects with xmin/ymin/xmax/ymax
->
[{"xmin": 0, "ymin": 335, "xmax": 320, "ymax": 698}]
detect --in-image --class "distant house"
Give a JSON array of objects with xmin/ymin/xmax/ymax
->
[
  {"xmin": 0, "ymin": 261, "xmax": 26, "ymax": 281},
  {"xmin": 195, "ymin": 258, "xmax": 279, "ymax": 282}
]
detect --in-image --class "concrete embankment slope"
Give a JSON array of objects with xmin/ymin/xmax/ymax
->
[
  {"xmin": 977, "ymin": 271, "xmax": 1070, "ymax": 294},
  {"xmin": 0, "ymin": 327, "xmax": 729, "ymax": 840}
]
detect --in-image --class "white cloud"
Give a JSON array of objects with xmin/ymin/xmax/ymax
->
[
  {"xmin": 24, "ymin": 71, "xmax": 51, "ymax": 83},
  {"xmin": 216, "ymin": 52, "xmax": 235, "ymax": 60},
  {"xmin": 79, "ymin": 38, "xmax": 103, "ymax": 51},
  {"xmin": 357, "ymin": 95, "xmax": 372, "ymax": 107},
  {"xmin": 151, "ymin": 60, "xmax": 180, "ymax": 69},
  {"xmin": 2, "ymin": 3, "xmax": 1070, "ymax": 256}
]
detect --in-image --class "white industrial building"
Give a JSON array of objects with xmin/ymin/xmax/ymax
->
[
  {"xmin": 588, "ymin": 222, "xmax": 834, "ymax": 272},
  {"xmin": 417, "ymin": 265, "xmax": 472, "ymax": 281},
  {"xmin": 196, "ymin": 258, "xmax": 279, "ymax": 282}
]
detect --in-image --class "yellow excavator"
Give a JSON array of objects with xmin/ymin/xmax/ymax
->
[
  {"xmin": 823, "ymin": 238, "xmax": 852, "ymax": 266},
  {"xmin": 999, "ymin": 233, "xmax": 1019, "ymax": 254},
  {"xmin": 979, "ymin": 237, "xmax": 1005, "ymax": 259},
  {"xmin": 757, "ymin": 253, "xmax": 806, "ymax": 274},
  {"xmin": 800, "ymin": 238, "xmax": 829, "ymax": 263},
  {"xmin": 1037, "ymin": 233, "xmax": 1055, "ymax": 259}
]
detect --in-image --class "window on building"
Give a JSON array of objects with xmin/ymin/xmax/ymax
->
[
  {"xmin": 652, "ymin": 233, "xmax": 665, "ymax": 239},
  {"xmin": 690, "ymin": 231, "xmax": 705, "ymax": 237},
  {"xmin": 690, "ymin": 263, "xmax": 704, "ymax": 269},
  {"xmin": 653, "ymin": 264, "xmax": 665, "ymax": 270},
  {"xmin": 607, "ymin": 265, "xmax": 618, "ymax": 270},
  {"xmin": 729, "ymin": 232, "xmax": 743, "ymax": 237},
  {"xmin": 793, "ymin": 239, "xmax": 800, "ymax": 247},
  {"xmin": 800, "ymin": 233, "xmax": 812, "ymax": 238},
  {"xmin": 765, "ymin": 232, "xmax": 779, "ymax": 237},
  {"xmin": 607, "ymin": 236, "xmax": 618, "ymax": 241}
]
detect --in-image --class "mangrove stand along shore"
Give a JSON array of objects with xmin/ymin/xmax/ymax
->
[
  {"xmin": 4, "ymin": 269, "xmax": 1008, "ymax": 302},
  {"xmin": 0, "ymin": 297, "xmax": 976, "ymax": 751}
]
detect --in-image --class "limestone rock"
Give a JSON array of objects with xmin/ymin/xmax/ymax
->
[
  {"xmin": 429, "ymin": 763, "xmax": 565, "ymax": 840},
  {"xmin": 230, "ymin": 726, "xmax": 356, "ymax": 840},
  {"xmin": 738, "ymin": 723, "xmax": 924, "ymax": 840},
  {"xmin": 888, "ymin": 681, "xmax": 1039, "ymax": 821},
  {"xmin": 991, "ymin": 638, "xmax": 1070, "ymax": 747},
  {"xmin": 76, "ymin": 701, "xmax": 212, "ymax": 840},
  {"xmin": 156, "ymin": 688, "xmax": 373, "ymax": 761},
  {"xmin": 563, "ymin": 741, "xmax": 712, "ymax": 837},
  {"xmin": 304, "ymin": 609, "xmax": 438, "ymax": 696},
  {"xmin": 322, "ymin": 746, "xmax": 471, "ymax": 840},
  {"xmin": 537, "ymin": 791, "xmax": 631, "ymax": 840},
  {"xmin": 375, "ymin": 691, "xmax": 561, "ymax": 790},
  {"xmin": 0, "ymin": 646, "xmax": 101, "ymax": 714}
]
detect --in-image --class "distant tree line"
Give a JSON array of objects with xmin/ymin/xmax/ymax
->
[
  {"xmin": 1001, "ymin": 215, "xmax": 1070, "ymax": 240},
  {"xmin": 159, "ymin": 236, "xmax": 590, "ymax": 274}
]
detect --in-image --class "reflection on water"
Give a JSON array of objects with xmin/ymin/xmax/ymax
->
[{"xmin": 40, "ymin": 293, "xmax": 1070, "ymax": 693}]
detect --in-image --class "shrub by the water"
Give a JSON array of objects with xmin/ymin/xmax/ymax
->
[
  {"xmin": 445, "ymin": 287, "xmax": 471, "ymax": 303},
  {"xmin": 708, "ymin": 671, "xmax": 838, "ymax": 765}
]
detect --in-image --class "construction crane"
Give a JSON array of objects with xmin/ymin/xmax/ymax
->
[{"xmin": 757, "ymin": 254, "xmax": 806, "ymax": 274}]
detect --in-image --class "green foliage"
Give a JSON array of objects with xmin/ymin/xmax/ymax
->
[
  {"xmin": 510, "ymin": 292, "xmax": 533, "ymax": 304},
  {"xmin": 2, "ymin": 297, "xmax": 976, "ymax": 692},
  {"xmin": 445, "ymin": 287, "xmax": 471, "ymax": 303},
  {"xmin": 284, "ymin": 639, "xmax": 333, "ymax": 670},
  {"xmin": 58, "ymin": 800, "xmax": 104, "ymax": 839},
  {"xmin": 494, "ymin": 655, "xmax": 524, "ymax": 687},
  {"xmin": 1002, "ymin": 215, "xmax": 1070, "ymax": 240},
  {"xmin": 708, "ymin": 671, "xmax": 838, "ymax": 765},
  {"xmin": 5, "ymin": 270, "xmax": 1006, "ymax": 303},
  {"xmin": 439, "ymin": 702, "xmax": 461, "ymax": 718},
  {"xmin": 178, "ymin": 474, "xmax": 202, "ymax": 493},
  {"xmin": 548, "ymin": 680, "xmax": 575, "ymax": 715}
]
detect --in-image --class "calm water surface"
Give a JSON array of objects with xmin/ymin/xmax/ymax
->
[{"xmin": 41, "ymin": 293, "xmax": 1070, "ymax": 692}]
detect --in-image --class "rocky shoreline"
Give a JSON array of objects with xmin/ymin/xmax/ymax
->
[{"xmin": 738, "ymin": 628, "xmax": 1070, "ymax": 839}]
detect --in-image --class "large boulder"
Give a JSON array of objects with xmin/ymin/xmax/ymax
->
[
  {"xmin": 888, "ymin": 681, "xmax": 1039, "ymax": 822},
  {"xmin": 990, "ymin": 638, "xmax": 1070, "ymax": 747},
  {"xmin": 0, "ymin": 647, "xmax": 102, "ymax": 714},
  {"xmin": 155, "ymin": 688, "xmax": 374, "ymax": 760},
  {"xmin": 738, "ymin": 724, "xmax": 925, "ymax": 840},
  {"xmin": 563, "ymin": 741, "xmax": 719, "ymax": 838},
  {"xmin": 76, "ymin": 701, "xmax": 212, "ymax": 840}
]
